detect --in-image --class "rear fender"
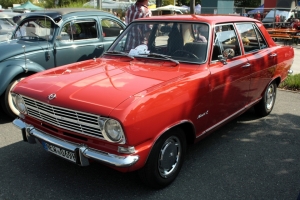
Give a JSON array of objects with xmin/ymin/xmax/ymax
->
[{"xmin": 0, "ymin": 59, "xmax": 45, "ymax": 95}]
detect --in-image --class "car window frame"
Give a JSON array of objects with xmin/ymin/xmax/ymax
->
[
  {"xmin": 100, "ymin": 17, "xmax": 125, "ymax": 40},
  {"xmin": 235, "ymin": 22, "xmax": 269, "ymax": 54},
  {"xmin": 59, "ymin": 18, "xmax": 99, "ymax": 43},
  {"xmin": 211, "ymin": 23, "xmax": 242, "ymax": 62}
]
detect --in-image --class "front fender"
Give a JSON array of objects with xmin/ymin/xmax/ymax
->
[{"xmin": 0, "ymin": 59, "xmax": 45, "ymax": 95}]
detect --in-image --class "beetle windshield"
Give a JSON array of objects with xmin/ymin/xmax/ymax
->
[
  {"xmin": 108, "ymin": 21, "xmax": 209, "ymax": 63},
  {"xmin": 13, "ymin": 17, "xmax": 55, "ymax": 42}
]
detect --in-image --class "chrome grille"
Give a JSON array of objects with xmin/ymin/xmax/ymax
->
[{"xmin": 22, "ymin": 96, "xmax": 103, "ymax": 139}]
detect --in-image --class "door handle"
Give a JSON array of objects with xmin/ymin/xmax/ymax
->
[
  {"xmin": 270, "ymin": 53, "xmax": 277, "ymax": 57},
  {"xmin": 97, "ymin": 45, "xmax": 104, "ymax": 49},
  {"xmin": 242, "ymin": 63, "xmax": 251, "ymax": 68}
]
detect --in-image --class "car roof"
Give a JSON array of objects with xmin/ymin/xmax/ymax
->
[
  {"xmin": 0, "ymin": 12, "xmax": 19, "ymax": 18},
  {"xmin": 135, "ymin": 14, "xmax": 258, "ymax": 24},
  {"xmin": 15, "ymin": 8, "xmax": 117, "ymax": 24},
  {"xmin": 31, "ymin": 8, "xmax": 113, "ymax": 16}
]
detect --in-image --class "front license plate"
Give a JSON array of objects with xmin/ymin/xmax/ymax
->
[{"xmin": 41, "ymin": 141, "xmax": 76, "ymax": 163}]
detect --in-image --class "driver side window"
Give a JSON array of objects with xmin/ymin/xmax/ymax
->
[{"xmin": 212, "ymin": 24, "xmax": 241, "ymax": 61}]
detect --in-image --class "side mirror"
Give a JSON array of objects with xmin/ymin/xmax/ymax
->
[
  {"xmin": 223, "ymin": 48, "xmax": 235, "ymax": 59},
  {"xmin": 218, "ymin": 55, "xmax": 227, "ymax": 65}
]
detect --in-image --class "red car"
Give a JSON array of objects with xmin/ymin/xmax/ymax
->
[{"xmin": 12, "ymin": 15, "xmax": 294, "ymax": 188}]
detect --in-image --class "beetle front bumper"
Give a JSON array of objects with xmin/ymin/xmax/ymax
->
[{"xmin": 13, "ymin": 118, "xmax": 139, "ymax": 167}]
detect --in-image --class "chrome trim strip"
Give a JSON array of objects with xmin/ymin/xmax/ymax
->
[
  {"xmin": 13, "ymin": 118, "xmax": 26, "ymax": 130},
  {"xmin": 13, "ymin": 118, "xmax": 139, "ymax": 167},
  {"xmin": 14, "ymin": 50, "xmax": 48, "ymax": 58}
]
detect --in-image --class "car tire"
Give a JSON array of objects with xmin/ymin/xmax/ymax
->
[
  {"xmin": 0, "ymin": 75, "xmax": 26, "ymax": 118},
  {"xmin": 254, "ymin": 81, "xmax": 277, "ymax": 117},
  {"xmin": 138, "ymin": 127, "xmax": 186, "ymax": 189}
]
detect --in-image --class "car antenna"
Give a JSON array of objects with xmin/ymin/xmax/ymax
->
[
  {"xmin": 22, "ymin": 45, "xmax": 28, "ymax": 73},
  {"xmin": 44, "ymin": 15, "xmax": 51, "ymax": 60}
]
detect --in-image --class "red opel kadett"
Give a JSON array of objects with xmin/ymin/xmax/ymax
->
[{"xmin": 12, "ymin": 15, "xmax": 294, "ymax": 188}]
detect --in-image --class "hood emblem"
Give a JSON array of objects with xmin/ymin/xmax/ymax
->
[{"xmin": 48, "ymin": 93, "xmax": 56, "ymax": 100}]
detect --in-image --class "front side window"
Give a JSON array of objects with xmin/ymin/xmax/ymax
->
[
  {"xmin": 13, "ymin": 17, "xmax": 55, "ymax": 41},
  {"xmin": 108, "ymin": 22, "xmax": 209, "ymax": 63},
  {"xmin": 235, "ymin": 23, "xmax": 267, "ymax": 53},
  {"xmin": 212, "ymin": 24, "xmax": 241, "ymax": 61}
]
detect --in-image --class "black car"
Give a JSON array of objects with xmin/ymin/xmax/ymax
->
[{"xmin": 0, "ymin": 8, "xmax": 126, "ymax": 118}]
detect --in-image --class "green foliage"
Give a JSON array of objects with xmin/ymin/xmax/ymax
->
[
  {"xmin": 38, "ymin": 0, "xmax": 89, "ymax": 9},
  {"xmin": 163, "ymin": 0, "xmax": 175, "ymax": 6},
  {"xmin": 279, "ymin": 74, "xmax": 300, "ymax": 91},
  {"xmin": 0, "ymin": 0, "xmax": 24, "ymax": 9}
]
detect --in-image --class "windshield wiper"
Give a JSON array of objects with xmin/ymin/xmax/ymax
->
[
  {"xmin": 137, "ymin": 53, "xmax": 179, "ymax": 65},
  {"xmin": 104, "ymin": 51, "xmax": 134, "ymax": 59}
]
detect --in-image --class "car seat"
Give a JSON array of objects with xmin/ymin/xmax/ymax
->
[{"xmin": 167, "ymin": 23, "xmax": 183, "ymax": 55}]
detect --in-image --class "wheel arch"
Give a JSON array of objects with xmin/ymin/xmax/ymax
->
[
  {"xmin": 273, "ymin": 76, "xmax": 281, "ymax": 87},
  {"xmin": 0, "ymin": 60, "xmax": 45, "ymax": 96},
  {"xmin": 140, "ymin": 120, "xmax": 196, "ymax": 166}
]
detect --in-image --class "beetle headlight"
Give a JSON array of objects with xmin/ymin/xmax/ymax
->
[
  {"xmin": 100, "ymin": 118, "xmax": 125, "ymax": 143},
  {"xmin": 12, "ymin": 94, "xmax": 27, "ymax": 114}
]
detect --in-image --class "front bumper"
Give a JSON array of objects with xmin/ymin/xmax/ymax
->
[{"xmin": 13, "ymin": 118, "xmax": 139, "ymax": 167}]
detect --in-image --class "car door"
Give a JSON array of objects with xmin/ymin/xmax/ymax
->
[
  {"xmin": 54, "ymin": 17, "xmax": 106, "ymax": 66},
  {"xmin": 207, "ymin": 24, "xmax": 251, "ymax": 129},
  {"xmin": 235, "ymin": 23, "xmax": 277, "ymax": 103}
]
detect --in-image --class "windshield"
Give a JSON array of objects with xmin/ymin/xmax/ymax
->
[
  {"xmin": 13, "ymin": 17, "xmax": 55, "ymax": 42},
  {"xmin": 108, "ymin": 21, "xmax": 209, "ymax": 63},
  {"xmin": 265, "ymin": 10, "xmax": 291, "ymax": 20}
]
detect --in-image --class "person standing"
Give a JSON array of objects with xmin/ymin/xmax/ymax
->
[
  {"xmin": 125, "ymin": 0, "xmax": 152, "ymax": 50},
  {"xmin": 125, "ymin": 0, "xmax": 152, "ymax": 25},
  {"xmin": 254, "ymin": 11, "xmax": 261, "ymax": 21}
]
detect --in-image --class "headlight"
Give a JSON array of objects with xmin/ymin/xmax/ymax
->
[
  {"xmin": 12, "ymin": 94, "xmax": 27, "ymax": 114},
  {"xmin": 101, "ymin": 118, "xmax": 125, "ymax": 143}
]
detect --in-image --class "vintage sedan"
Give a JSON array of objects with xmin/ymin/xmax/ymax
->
[
  {"xmin": 0, "ymin": 8, "xmax": 125, "ymax": 118},
  {"xmin": 12, "ymin": 15, "xmax": 293, "ymax": 188}
]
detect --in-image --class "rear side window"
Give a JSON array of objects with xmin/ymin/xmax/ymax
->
[
  {"xmin": 61, "ymin": 20, "xmax": 98, "ymax": 41},
  {"xmin": 235, "ymin": 23, "xmax": 267, "ymax": 53}
]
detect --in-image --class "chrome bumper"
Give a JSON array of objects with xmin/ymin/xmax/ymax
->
[{"xmin": 13, "ymin": 118, "xmax": 139, "ymax": 167}]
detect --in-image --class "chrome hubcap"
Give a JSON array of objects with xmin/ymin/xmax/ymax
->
[
  {"xmin": 266, "ymin": 84, "xmax": 275, "ymax": 110},
  {"xmin": 158, "ymin": 136, "xmax": 181, "ymax": 178}
]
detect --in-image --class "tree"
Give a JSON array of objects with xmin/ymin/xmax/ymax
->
[{"xmin": 0, "ymin": 0, "xmax": 24, "ymax": 9}]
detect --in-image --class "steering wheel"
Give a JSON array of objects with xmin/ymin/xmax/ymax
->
[{"xmin": 172, "ymin": 50, "xmax": 199, "ymax": 59}]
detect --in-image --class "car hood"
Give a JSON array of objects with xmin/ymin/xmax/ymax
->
[
  {"xmin": 0, "ymin": 40, "xmax": 46, "ymax": 62},
  {"xmin": 14, "ymin": 57, "xmax": 193, "ymax": 116}
]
